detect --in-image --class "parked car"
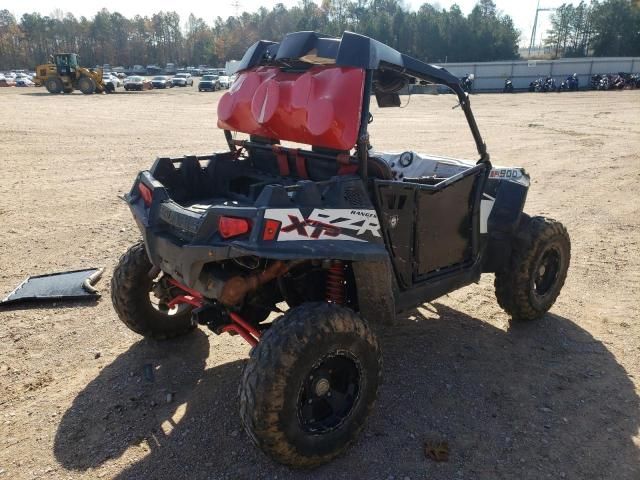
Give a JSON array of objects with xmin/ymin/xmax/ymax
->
[
  {"xmin": 172, "ymin": 73, "xmax": 193, "ymax": 87},
  {"xmin": 147, "ymin": 64, "xmax": 162, "ymax": 76},
  {"xmin": 151, "ymin": 76, "xmax": 173, "ymax": 89},
  {"xmin": 198, "ymin": 74, "xmax": 220, "ymax": 91},
  {"xmin": 124, "ymin": 76, "xmax": 153, "ymax": 91},
  {"xmin": 16, "ymin": 77, "xmax": 35, "ymax": 87},
  {"xmin": 218, "ymin": 75, "xmax": 231, "ymax": 89},
  {"xmin": 103, "ymin": 72, "xmax": 121, "ymax": 89}
]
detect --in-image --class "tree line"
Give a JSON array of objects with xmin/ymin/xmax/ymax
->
[
  {"xmin": 544, "ymin": 0, "xmax": 640, "ymax": 57},
  {"xmin": 0, "ymin": 0, "xmax": 518, "ymax": 70},
  {"xmin": 1, "ymin": 0, "xmax": 637, "ymax": 71}
]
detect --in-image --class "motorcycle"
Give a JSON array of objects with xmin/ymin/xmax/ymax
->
[
  {"xmin": 503, "ymin": 78, "xmax": 514, "ymax": 93},
  {"xmin": 610, "ymin": 73, "xmax": 626, "ymax": 89},
  {"xmin": 529, "ymin": 77, "xmax": 544, "ymax": 92},
  {"xmin": 590, "ymin": 74, "xmax": 602, "ymax": 90},
  {"xmin": 460, "ymin": 73, "xmax": 474, "ymax": 93},
  {"xmin": 543, "ymin": 76, "xmax": 557, "ymax": 92},
  {"xmin": 560, "ymin": 73, "xmax": 579, "ymax": 92}
]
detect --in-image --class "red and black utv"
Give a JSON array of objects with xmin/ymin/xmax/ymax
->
[{"xmin": 112, "ymin": 31, "xmax": 570, "ymax": 468}]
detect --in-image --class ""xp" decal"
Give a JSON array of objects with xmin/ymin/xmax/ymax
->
[
  {"xmin": 280, "ymin": 215, "xmax": 341, "ymax": 239},
  {"xmin": 264, "ymin": 208, "xmax": 380, "ymax": 242}
]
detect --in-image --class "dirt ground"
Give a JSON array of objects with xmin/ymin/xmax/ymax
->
[{"xmin": 0, "ymin": 85, "xmax": 638, "ymax": 480}]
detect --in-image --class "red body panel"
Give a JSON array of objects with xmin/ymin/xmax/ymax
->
[{"xmin": 217, "ymin": 66, "xmax": 365, "ymax": 151}]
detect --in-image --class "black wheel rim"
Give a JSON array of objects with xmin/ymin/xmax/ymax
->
[
  {"xmin": 297, "ymin": 351, "xmax": 361, "ymax": 434},
  {"xmin": 532, "ymin": 246, "xmax": 561, "ymax": 297}
]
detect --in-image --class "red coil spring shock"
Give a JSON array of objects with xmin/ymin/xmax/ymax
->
[{"xmin": 326, "ymin": 260, "xmax": 345, "ymax": 304}]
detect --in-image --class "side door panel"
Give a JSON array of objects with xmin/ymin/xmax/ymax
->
[
  {"xmin": 374, "ymin": 163, "xmax": 488, "ymax": 291},
  {"xmin": 414, "ymin": 173, "xmax": 477, "ymax": 276}
]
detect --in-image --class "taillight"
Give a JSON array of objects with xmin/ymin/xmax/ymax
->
[
  {"xmin": 138, "ymin": 183, "xmax": 153, "ymax": 207},
  {"xmin": 219, "ymin": 216, "xmax": 251, "ymax": 239},
  {"xmin": 262, "ymin": 219, "xmax": 281, "ymax": 241}
]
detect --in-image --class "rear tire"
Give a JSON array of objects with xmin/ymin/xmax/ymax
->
[
  {"xmin": 240, "ymin": 302, "xmax": 381, "ymax": 468},
  {"xmin": 45, "ymin": 77, "xmax": 63, "ymax": 94},
  {"xmin": 78, "ymin": 76, "xmax": 96, "ymax": 94},
  {"xmin": 495, "ymin": 215, "xmax": 570, "ymax": 321},
  {"xmin": 111, "ymin": 242, "xmax": 195, "ymax": 339}
]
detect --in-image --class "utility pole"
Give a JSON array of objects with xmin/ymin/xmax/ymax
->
[
  {"xmin": 528, "ymin": 0, "xmax": 556, "ymax": 56},
  {"xmin": 231, "ymin": 0, "xmax": 241, "ymax": 17}
]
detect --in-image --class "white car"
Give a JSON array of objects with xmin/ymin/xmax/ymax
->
[
  {"xmin": 103, "ymin": 73, "xmax": 121, "ymax": 89},
  {"xmin": 111, "ymin": 74, "xmax": 122, "ymax": 87},
  {"xmin": 218, "ymin": 75, "xmax": 231, "ymax": 89},
  {"xmin": 171, "ymin": 73, "xmax": 193, "ymax": 87}
]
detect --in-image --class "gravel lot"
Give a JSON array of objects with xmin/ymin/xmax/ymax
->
[{"xmin": 0, "ymin": 85, "xmax": 638, "ymax": 480}]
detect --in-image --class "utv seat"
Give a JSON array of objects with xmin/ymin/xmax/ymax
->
[{"xmin": 244, "ymin": 138, "xmax": 394, "ymax": 182}]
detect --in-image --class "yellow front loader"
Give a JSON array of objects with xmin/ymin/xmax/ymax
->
[{"xmin": 34, "ymin": 53, "xmax": 112, "ymax": 94}]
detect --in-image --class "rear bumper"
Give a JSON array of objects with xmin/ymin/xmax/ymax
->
[{"xmin": 127, "ymin": 159, "xmax": 388, "ymax": 290}]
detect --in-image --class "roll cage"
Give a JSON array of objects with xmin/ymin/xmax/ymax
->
[{"xmin": 226, "ymin": 30, "xmax": 491, "ymax": 176}]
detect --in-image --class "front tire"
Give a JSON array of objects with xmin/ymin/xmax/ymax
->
[
  {"xmin": 240, "ymin": 302, "xmax": 381, "ymax": 468},
  {"xmin": 78, "ymin": 76, "xmax": 96, "ymax": 94},
  {"xmin": 111, "ymin": 242, "xmax": 195, "ymax": 339},
  {"xmin": 45, "ymin": 77, "xmax": 63, "ymax": 94},
  {"xmin": 495, "ymin": 215, "xmax": 570, "ymax": 321}
]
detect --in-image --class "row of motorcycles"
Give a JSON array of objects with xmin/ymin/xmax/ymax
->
[
  {"xmin": 463, "ymin": 72, "xmax": 639, "ymax": 93},
  {"xmin": 589, "ymin": 73, "xmax": 640, "ymax": 90},
  {"xmin": 525, "ymin": 74, "xmax": 580, "ymax": 92},
  {"xmin": 517, "ymin": 72, "xmax": 640, "ymax": 93}
]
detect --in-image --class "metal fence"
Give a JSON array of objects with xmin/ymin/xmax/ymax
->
[{"xmin": 438, "ymin": 57, "xmax": 640, "ymax": 91}]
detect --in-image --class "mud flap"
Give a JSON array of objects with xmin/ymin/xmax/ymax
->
[{"xmin": 352, "ymin": 259, "xmax": 396, "ymax": 325}]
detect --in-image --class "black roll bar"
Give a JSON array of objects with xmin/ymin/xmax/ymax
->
[{"xmin": 357, "ymin": 70, "xmax": 374, "ymax": 182}]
